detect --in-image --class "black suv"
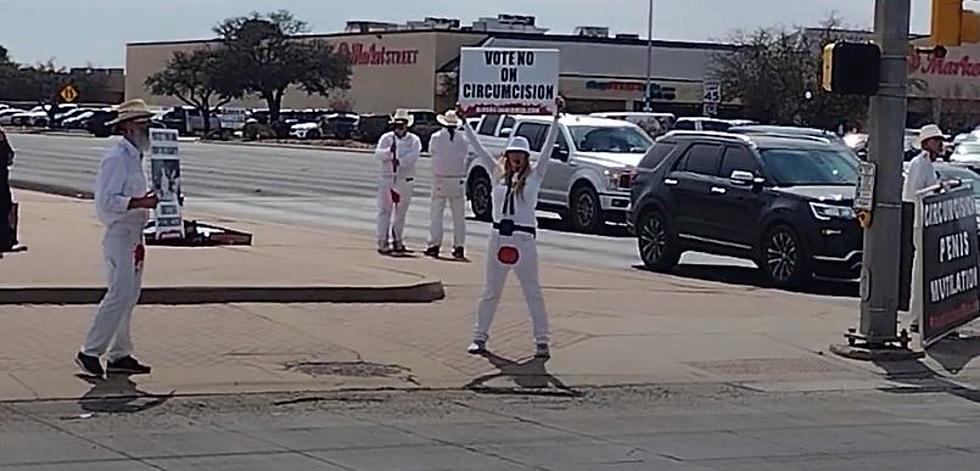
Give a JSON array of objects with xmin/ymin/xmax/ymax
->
[{"xmin": 629, "ymin": 131, "xmax": 863, "ymax": 287}]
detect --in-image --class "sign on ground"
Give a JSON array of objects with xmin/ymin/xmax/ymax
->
[
  {"xmin": 458, "ymin": 47, "xmax": 560, "ymax": 115},
  {"xmin": 917, "ymin": 185, "xmax": 980, "ymax": 347}
]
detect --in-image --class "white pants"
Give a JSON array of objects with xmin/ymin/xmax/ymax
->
[
  {"xmin": 377, "ymin": 177, "xmax": 414, "ymax": 248},
  {"xmin": 82, "ymin": 225, "xmax": 145, "ymax": 361},
  {"xmin": 428, "ymin": 176, "xmax": 466, "ymax": 249},
  {"xmin": 474, "ymin": 232, "xmax": 550, "ymax": 344}
]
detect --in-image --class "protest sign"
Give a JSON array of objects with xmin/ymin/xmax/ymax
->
[
  {"xmin": 458, "ymin": 47, "xmax": 559, "ymax": 115},
  {"xmin": 149, "ymin": 129, "xmax": 183, "ymax": 240},
  {"xmin": 917, "ymin": 185, "xmax": 980, "ymax": 347}
]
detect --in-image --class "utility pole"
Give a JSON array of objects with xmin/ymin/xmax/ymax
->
[
  {"xmin": 643, "ymin": 0, "xmax": 653, "ymax": 112},
  {"xmin": 859, "ymin": 0, "xmax": 910, "ymax": 344}
]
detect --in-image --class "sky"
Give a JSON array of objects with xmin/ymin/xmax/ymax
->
[{"xmin": 0, "ymin": 0, "xmax": 938, "ymax": 67}]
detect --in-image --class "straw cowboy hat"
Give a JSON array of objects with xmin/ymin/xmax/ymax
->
[
  {"xmin": 504, "ymin": 136, "xmax": 532, "ymax": 155},
  {"xmin": 436, "ymin": 110, "xmax": 461, "ymax": 127},
  {"xmin": 389, "ymin": 109, "xmax": 415, "ymax": 128},
  {"xmin": 106, "ymin": 99, "xmax": 156, "ymax": 126},
  {"xmin": 915, "ymin": 124, "xmax": 944, "ymax": 149}
]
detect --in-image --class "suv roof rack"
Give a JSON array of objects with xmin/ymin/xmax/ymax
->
[
  {"xmin": 662, "ymin": 130, "xmax": 752, "ymax": 143},
  {"xmin": 737, "ymin": 132, "xmax": 833, "ymax": 144}
]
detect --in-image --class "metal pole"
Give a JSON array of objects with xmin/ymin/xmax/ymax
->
[
  {"xmin": 644, "ymin": 0, "xmax": 653, "ymax": 111},
  {"xmin": 860, "ymin": 0, "xmax": 910, "ymax": 343}
]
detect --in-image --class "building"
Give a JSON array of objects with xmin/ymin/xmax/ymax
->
[{"xmin": 125, "ymin": 14, "xmax": 739, "ymax": 117}]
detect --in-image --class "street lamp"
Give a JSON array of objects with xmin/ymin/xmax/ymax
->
[{"xmin": 644, "ymin": 0, "xmax": 654, "ymax": 111}]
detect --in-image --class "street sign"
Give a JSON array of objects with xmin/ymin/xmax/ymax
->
[
  {"xmin": 854, "ymin": 161, "xmax": 876, "ymax": 211},
  {"xmin": 702, "ymin": 102, "xmax": 718, "ymax": 117},
  {"xmin": 702, "ymin": 80, "xmax": 721, "ymax": 103},
  {"xmin": 916, "ymin": 185, "xmax": 980, "ymax": 347},
  {"xmin": 59, "ymin": 84, "xmax": 78, "ymax": 103}
]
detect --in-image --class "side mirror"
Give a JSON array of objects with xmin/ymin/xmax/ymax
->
[
  {"xmin": 552, "ymin": 144, "xmax": 569, "ymax": 161},
  {"xmin": 499, "ymin": 128, "xmax": 513, "ymax": 138},
  {"xmin": 730, "ymin": 170, "xmax": 755, "ymax": 186}
]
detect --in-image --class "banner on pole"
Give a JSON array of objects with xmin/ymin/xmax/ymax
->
[
  {"xmin": 458, "ymin": 47, "xmax": 560, "ymax": 115},
  {"xmin": 916, "ymin": 185, "xmax": 980, "ymax": 347},
  {"xmin": 149, "ymin": 129, "xmax": 184, "ymax": 240}
]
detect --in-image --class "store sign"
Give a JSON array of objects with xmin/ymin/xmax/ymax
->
[
  {"xmin": 458, "ymin": 47, "xmax": 560, "ymax": 115},
  {"xmin": 906, "ymin": 42, "xmax": 980, "ymax": 100},
  {"xmin": 917, "ymin": 186, "xmax": 980, "ymax": 347},
  {"xmin": 584, "ymin": 81, "xmax": 677, "ymax": 101},
  {"xmin": 335, "ymin": 42, "xmax": 420, "ymax": 67}
]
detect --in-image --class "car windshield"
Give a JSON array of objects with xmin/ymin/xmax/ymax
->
[
  {"xmin": 760, "ymin": 148, "xmax": 859, "ymax": 186},
  {"xmin": 568, "ymin": 126, "xmax": 652, "ymax": 153},
  {"xmin": 956, "ymin": 143, "xmax": 980, "ymax": 155}
]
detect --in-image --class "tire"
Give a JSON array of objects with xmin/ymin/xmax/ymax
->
[
  {"xmin": 468, "ymin": 171, "xmax": 493, "ymax": 222},
  {"xmin": 637, "ymin": 209, "xmax": 681, "ymax": 271},
  {"xmin": 761, "ymin": 225, "xmax": 810, "ymax": 288},
  {"xmin": 307, "ymin": 129, "xmax": 321, "ymax": 139},
  {"xmin": 567, "ymin": 184, "xmax": 603, "ymax": 233}
]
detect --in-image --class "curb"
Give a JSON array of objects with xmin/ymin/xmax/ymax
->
[
  {"xmin": 0, "ymin": 280, "xmax": 445, "ymax": 305},
  {"xmin": 200, "ymin": 140, "xmax": 433, "ymax": 158},
  {"xmin": 10, "ymin": 180, "xmax": 94, "ymax": 199}
]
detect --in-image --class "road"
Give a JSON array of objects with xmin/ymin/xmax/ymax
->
[
  {"xmin": 7, "ymin": 133, "xmax": 759, "ymax": 276},
  {"xmin": 5, "ymin": 384, "xmax": 980, "ymax": 470}
]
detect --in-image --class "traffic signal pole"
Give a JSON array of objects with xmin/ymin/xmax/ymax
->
[{"xmin": 859, "ymin": 0, "xmax": 911, "ymax": 345}]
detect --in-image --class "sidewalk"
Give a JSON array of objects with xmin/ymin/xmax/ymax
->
[{"xmin": 3, "ymin": 191, "xmax": 980, "ymax": 403}]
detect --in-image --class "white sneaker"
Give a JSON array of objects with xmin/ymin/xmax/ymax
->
[{"xmin": 467, "ymin": 340, "xmax": 486, "ymax": 355}]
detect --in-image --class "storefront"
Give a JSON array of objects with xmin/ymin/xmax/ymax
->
[
  {"xmin": 906, "ymin": 42, "xmax": 980, "ymax": 131},
  {"xmin": 125, "ymin": 28, "xmax": 738, "ymax": 116}
]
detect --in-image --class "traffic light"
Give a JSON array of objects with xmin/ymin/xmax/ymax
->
[
  {"xmin": 822, "ymin": 42, "xmax": 882, "ymax": 96},
  {"xmin": 931, "ymin": 0, "xmax": 980, "ymax": 46}
]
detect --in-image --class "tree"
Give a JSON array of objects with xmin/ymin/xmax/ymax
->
[
  {"xmin": 213, "ymin": 10, "xmax": 351, "ymax": 122},
  {"xmin": 711, "ymin": 15, "xmax": 869, "ymax": 130},
  {"xmin": 145, "ymin": 49, "xmax": 238, "ymax": 134}
]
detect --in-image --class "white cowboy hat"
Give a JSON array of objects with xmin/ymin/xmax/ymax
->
[
  {"xmin": 106, "ymin": 99, "xmax": 155, "ymax": 126},
  {"xmin": 389, "ymin": 109, "xmax": 415, "ymax": 128},
  {"xmin": 916, "ymin": 124, "xmax": 944, "ymax": 149},
  {"xmin": 504, "ymin": 136, "xmax": 532, "ymax": 155},
  {"xmin": 436, "ymin": 110, "xmax": 461, "ymax": 127}
]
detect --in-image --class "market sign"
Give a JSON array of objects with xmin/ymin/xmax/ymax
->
[
  {"xmin": 335, "ymin": 42, "xmax": 420, "ymax": 66},
  {"xmin": 458, "ymin": 47, "xmax": 559, "ymax": 115},
  {"xmin": 917, "ymin": 185, "xmax": 980, "ymax": 347}
]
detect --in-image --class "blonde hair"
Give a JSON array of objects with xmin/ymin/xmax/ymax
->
[{"xmin": 498, "ymin": 152, "xmax": 530, "ymax": 200}]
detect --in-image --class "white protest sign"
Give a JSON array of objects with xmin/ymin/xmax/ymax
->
[
  {"xmin": 149, "ymin": 129, "xmax": 184, "ymax": 240},
  {"xmin": 458, "ymin": 47, "xmax": 560, "ymax": 115}
]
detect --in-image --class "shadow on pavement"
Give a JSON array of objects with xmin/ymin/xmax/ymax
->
[
  {"xmin": 632, "ymin": 263, "xmax": 859, "ymax": 298},
  {"xmin": 875, "ymin": 334, "xmax": 980, "ymax": 405},
  {"xmin": 465, "ymin": 351, "xmax": 580, "ymax": 397},
  {"xmin": 77, "ymin": 375, "xmax": 173, "ymax": 414},
  {"xmin": 465, "ymin": 216, "xmax": 632, "ymax": 238},
  {"xmin": 927, "ymin": 334, "xmax": 980, "ymax": 374}
]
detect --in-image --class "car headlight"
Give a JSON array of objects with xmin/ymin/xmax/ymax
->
[
  {"xmin": 604, "ymin": 167, "xmax": 637, "ymax": 190},
  {"xmin": 810, "ymin": 202, "xmax": 856, "ymax": 221}
]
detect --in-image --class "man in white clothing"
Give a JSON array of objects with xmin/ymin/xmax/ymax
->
[
  {"xmin": 76, "ymin": 99, "xmax": 159, "ymax": 378},
  {"xmin": 424, "ymin": 110, "xmax": 469, "ymax": 260},
  {"xmin": 903, "ymin": 124, "xmax": 945, "ymax": 332},
  {"xmin": 375, "ymin": 110, "xmax": 422, "ymax": 254}
]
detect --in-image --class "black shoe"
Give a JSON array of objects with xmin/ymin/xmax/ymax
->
[
  {"xmin": 392, "ymin": 242, "xmax": 409, "ymax": 254},
  {"xmin": 424, "ymin": 246, "xmax": 440, "ymax": 258},
  {"xmin": 106, "ymin": 356, "xmax": 152, "ymax": 375},
  {"xmin": 452, "ymin": 247, "xmax": 465, "ymax": 260},
  {"xmin": 75, "ymin": 352, "xmax": 105, "ymax": 378}
]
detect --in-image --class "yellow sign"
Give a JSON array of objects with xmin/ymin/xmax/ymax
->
[{"xmin": 59, "ymin": 84, "xmax": 78, "ymax": 103}]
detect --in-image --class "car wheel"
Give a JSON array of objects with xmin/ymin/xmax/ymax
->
[
  {"xmin": 567, "ymin": 184, "xmax": 603, "ymax": 233},
  {"xmin": 761, "ymin": 225, "xmax": 810, "ymax": 288},
  {"xmin": 307, "ymin": 129, "xmax": 321, "ymax": 139},
  {"xmin": 469, "ymin": 171, "xmax": 493, "ymax": 222},
  {"xmin": 637, "ymin": 209, "xmax": 680, "ymax": 271}
]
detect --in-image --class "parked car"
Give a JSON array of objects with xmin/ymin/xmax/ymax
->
[
  {"xmin": 629, "ymin": 131, "xmax": 862, "ymax": 288},
  {"xmin": 0, "ymin": 108, "xmax": 25, "ymax": 125},
  {"xmin": 466, "ymin": 114, "xmax": 653, "ymax": 232},
  {"xmin": 289, "ymin": 122, "xmax": 321, "ymax": 140},
  {"xmin": 728, "ymin": 125, "xmax": 851, "ymax": 152},
  {"xmin": 354, "ymin": 114, "xmax": 391, "ymax": 144},
  {"xmin": 319, "ymin": 112, "xmax": 359, "ymax": 139},
  {"xmin": 591, "ymin": 112, "xmax": 676, "ymax": 137},
  {"xmin": 158, "ymin": 106, "xmax": 221, "ymax": 135},
  {"xmin": 950, "ymin": 142, "xmax": 980, "ymax": 170},
  {"xmin": 86, "ymin": 110, "xmax": 120, "ymax": 137},
  {"xmin": 10, "ymin": 106, "xmax": 52, "ymax": 127},
  {"xmin": 61, "ymin": 110, "xmax": 96, "ymax": 129}
]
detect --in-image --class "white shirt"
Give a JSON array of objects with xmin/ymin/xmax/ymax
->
[
  {"xmin": 902, "ymin": 152, "xmax": 939, "ymax": 203},
  {"xmin": 94, "ymin": 138, "xmax": 149, "ymax": 229},
  {"xmin": 375, "ymin": 131, "xmax": 421, "ymax": 179},
  {"xmin": 464, "ymin": 116, "xmax": 560, "ymax": 228},
  {"xmin": 428, "ymin": 128, "xmax": 470, "ymax": 177}
]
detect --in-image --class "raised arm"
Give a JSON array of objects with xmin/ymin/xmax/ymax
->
[
  {"xmin": 532, "ymin": 113, "xmax": 562, "ymax": 177},
  {"xmin": 462, "ymin": 116, "xmax": 497, "ymax": 170}
]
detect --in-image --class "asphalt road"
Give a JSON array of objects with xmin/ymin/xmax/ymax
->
[
  {"xmin": 7, "ymin": 133, "xmax": 763, "ymax": 274},
  {"xmin": 5, "ymin": 384, "xmax": 980, "ymax": 470}
]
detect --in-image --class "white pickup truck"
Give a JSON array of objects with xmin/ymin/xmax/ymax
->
[{"xmin": 465, "ymin": 114, "xmax": 654, "ymax": 232}]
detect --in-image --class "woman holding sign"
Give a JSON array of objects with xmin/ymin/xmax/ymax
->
[{"xmin": 459, "ymin": 97, "xmax": 564, "ymax": 359}]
